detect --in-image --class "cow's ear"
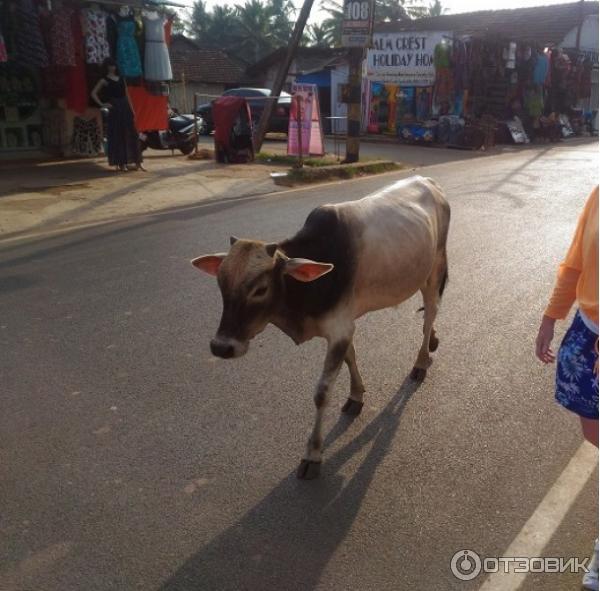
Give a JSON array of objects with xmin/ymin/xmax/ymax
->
[
  {"xmin": 284, "ymin": 258, "xmax": 334, "ymax": 282},
  {"xmin": 191, "ymin": 254, "xmax": 227, "ymax": 276}
]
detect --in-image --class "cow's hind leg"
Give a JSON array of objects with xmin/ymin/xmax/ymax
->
[
  {"xmin": 341, "ymin": 341, "xmax": 365, "ymax": 417},
  {"xmin": 428, "ymin": 253, "xmax": 447, "ymax": 352},
  {"xmin": 297, "ymin": 331, "xmax": 352, "ymax": 480},
  {"xmin": 411, "ymin": 252, "xmax": 447, "ymax": 381}
]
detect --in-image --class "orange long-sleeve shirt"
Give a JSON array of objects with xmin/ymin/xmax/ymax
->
[{"xmin": 545, "ymin": 186, "xmax": 599, "ymax": 325}]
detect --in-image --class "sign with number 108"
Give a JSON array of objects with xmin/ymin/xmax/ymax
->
[
  {"xmin": 341, "ymin": 0, "xmax": 375, "ymax": 47},
  {"xmin": 345, "ymin": 1, "xmax": 369, "ymax": 20}
]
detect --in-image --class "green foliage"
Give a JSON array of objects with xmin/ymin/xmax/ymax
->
[
  {"xmin": 428, "ymin": 0, "xmax": 447, "ymax": 17},
  {"xmin": 256, "ymin": 152, "xmax": 339, "ymax": 166},
  {"xmin": 186, "ymin": 0, "xmax": 295, "ymax": 63},
  {"xmin": 305, "ymin": 23, "xmax": 332, "ymax": 47},
  {"xmin": 183, "ymin": 0, "xmax": 446, "ymax": 59},
  {"xmin": 320, "ymin": 0, "xmax": 447, "ymax": 46},
  {"xmin": 283, "ymin": 160, "xmax": 403, "ymax": 184}
]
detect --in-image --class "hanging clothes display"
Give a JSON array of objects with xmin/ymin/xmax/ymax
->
[
  {"xmin": 0, "ymin": 29, "xmax": 7, "ymax": 63},
  {"xmin": 50, "ymin": 7, "xmax": 76, "ymax": 66},
  {"xmin": 106, "ymin": 14, "xmax": 119, "ymax": 57},
  {"xmin": 533, "ymin": 52, "xmax": 549, "ymax": 85},
  {"xmin": 71, "ymin": 117, "xmax": 101, "ymax": 156},
  {"xmin": 15, "ymin": 0, "xmax": 49, "ymax": 68},
  {"xmin": 41, "ymin": 66, "xmax": 67, "ymax": 99},
  {"xmin": 416, "ymin": 87, "xmax": 432, "ymax": 120},
  {"xmin": 384, "ymin": 84, "xmax": 398, "ymax": 132},
  {"xmin": 433, "ymin": 41, "xmax": 453, "ymax": 110},
  {"xmin": 452, "ymin": 40, "xmax": 468, "ymax": 94},
  {"xmin": 128, "ymin": 85, "xmax": 168, "ymax": 131},
  {"xmin": 143, "ymin": 12, "xmax": 173, "ymax": 81},
  {"xmin": 84, "ymin": 7, "xmax": 111, "ymax": 64},
  {"xmin": 117, "ymin": 17, "xmax": 142, "ymax": 78},
  {"xmin": 65, "ymin": 10, "xmax": 88, "ymax": 114},
  {"xmin": 164, "ymin": 15, "xmax": 173, "ymax": 46}
]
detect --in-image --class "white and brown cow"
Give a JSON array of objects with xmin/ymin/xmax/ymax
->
[{"xmin": 192, "ymin": 176, "xmax": 450, "ymax": 479}]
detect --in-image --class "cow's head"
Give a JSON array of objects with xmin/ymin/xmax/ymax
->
[{"xmin": 191, "ymin": 237, "xmax": 333, "ymax": 359}]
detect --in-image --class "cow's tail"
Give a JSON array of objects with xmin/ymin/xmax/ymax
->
[
  {"xmin": 416, "ymin": 254, "xmax": 448, "ymax": 313},
  {"xmin": 438, "ymin": 265, "xmax": 448, "ymax": 298},
  {"xmin": 438, "ymin": 248, "xmax": 449, "ymax": 298}
]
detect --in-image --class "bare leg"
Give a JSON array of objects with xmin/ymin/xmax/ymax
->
[
  {"xmin": 341, "ymin": 341, "xmax": 366, "ymax": 416},
  {"xmin": 581, "ymin": 417, "xmax": 599, "ymax": 447},
  {"xmin": 297, "ymin": 336, "xmax": 351, "ymax": 479}
]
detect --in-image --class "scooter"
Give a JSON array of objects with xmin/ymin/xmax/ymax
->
[{"xmin": 139, "ymin": 108, "xmax": 205, "ymax": 155}]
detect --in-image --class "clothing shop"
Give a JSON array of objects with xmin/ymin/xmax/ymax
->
[
  {"xmin": 0, "ymin": 0, "xmax": 176, "ymax": 158},
  {"xmin": 364, "ymin": 2, "xmax": 599, "ymax": 148}
]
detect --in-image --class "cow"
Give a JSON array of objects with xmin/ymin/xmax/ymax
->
[{"xmin": 191, "ymin": 176, "xmax": 450, "ymax": 479}]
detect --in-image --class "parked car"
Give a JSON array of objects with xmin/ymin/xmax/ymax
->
[{"xmin": 196, "ymin": 88, "xmax": 291, "ymax": 135}]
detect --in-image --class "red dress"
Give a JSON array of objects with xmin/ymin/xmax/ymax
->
[{"xmin": 65, "ymin": 11, "xmax": 88, "ymax": 114}]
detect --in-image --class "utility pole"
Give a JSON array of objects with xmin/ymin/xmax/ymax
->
[
  {"xmin": 344, "ymin": 47, "xmax": 363, "ymax": 163},
  {"xmin": 340, "ymin": 0, "xmax": 375, "ymax": 163},
  {"xmin": 253, "ymin": 0, "xmax": 315, "ymax": 153},
  {"xmin": 575, "ymin": 0, "xmax": 584, "ymax": 51}
]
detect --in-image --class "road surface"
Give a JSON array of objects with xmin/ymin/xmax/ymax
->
[{"xmin": 1, "ymin": 140, "xmax": 598, "ymax": 591}]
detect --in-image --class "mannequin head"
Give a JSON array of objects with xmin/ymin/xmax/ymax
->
[{"xmin": 103, "ymin": 57, "xmax": 119, "ymax": 77}]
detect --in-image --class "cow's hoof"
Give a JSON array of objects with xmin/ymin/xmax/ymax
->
[
  {"xmin": 429, "ymin": 335, "xmax": 439, "ymax": 352},
  {"xmin": 296, "ymin": 459, "xmax": 321, "ymax": 480},
  {"xmin": 341, "ymin": 398, "xmax": 364, "ymax": 416},
  {"xmin": 410, "ymin": 366, "xmax": 427, "ymax": 381}
]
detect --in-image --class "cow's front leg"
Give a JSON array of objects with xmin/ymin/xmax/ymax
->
[
  {"xmin": 341, "ymin": 341, "xmax": 365, "ymax": 416},
  {"xmin": 297, "ymin": 337, "xmax": 351, "ymax": 480}
]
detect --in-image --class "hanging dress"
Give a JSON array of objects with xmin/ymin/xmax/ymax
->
[
  {"xmin": 15, "ymin": 0, "xmax": 48, "ymax": 68},
  {"xmin": 84, "ymin": 8, "xmax": 111, "ymax": 64},
  {"xmin": 143, "ymin": 13, "xmax": 172, "ymax": 81},
  {"xmin": 65, "ymin": 10, "xmax": 88, "ymax": 114},
  {"xmin": 0, "ymin": 27, "xmax": 7, "ymax": 63},
  {"xmin": 50, "ymin": 7, "xmax": 76, "ymax": 66},
  {"xmin": 103, "ymin": 76, "xmax": 142, "ymax": 167},
  {"xmin": 117, "ymin": 17, "xmax": 142, "ymax": 78}
]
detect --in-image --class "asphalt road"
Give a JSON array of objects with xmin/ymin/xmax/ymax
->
[{"xmin": 1, "ymin": 141, "xmax": 598, "ymax": 591}]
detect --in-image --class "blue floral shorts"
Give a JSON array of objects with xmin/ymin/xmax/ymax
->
[{"xmin": 555, "ymin": 311, "xmax": 599, "ymax": 420}]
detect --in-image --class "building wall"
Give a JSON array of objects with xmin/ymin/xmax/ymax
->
[
  {"xmin": 257, "ymin": 60, "xmax": 301, "ymax": 91},
  {"xmin": 330, "ymin": 64, "xmax": 349, "ymax": 135},
  {"xmin": 169, "ymin": 82, "xmax": 226, "ymax": 112}
]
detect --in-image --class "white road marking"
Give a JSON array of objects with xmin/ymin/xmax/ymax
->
[{"xmin": 478, "ymin": 441, "xmax": 598, "ymax": 591}]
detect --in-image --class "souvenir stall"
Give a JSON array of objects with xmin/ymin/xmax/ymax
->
[
  {"xmin": 365, "ymin": 27, "xmax": 597, "ymax": 148},
  {"xmin": 0, "ymin": 0, "xmax": 175, "ymax": 158}
]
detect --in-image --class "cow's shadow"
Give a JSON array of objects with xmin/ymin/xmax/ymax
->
[{"xmin": 158, "ymin": 376, "xmax": 422, "ymax": 591}]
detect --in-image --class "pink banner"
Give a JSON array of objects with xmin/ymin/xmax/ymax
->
[{"xmin": 287, "ymin": 83, "xmax": 324, "ymax": 157}]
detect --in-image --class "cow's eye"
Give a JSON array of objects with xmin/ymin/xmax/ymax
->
[{"xmin": 251, "ymin": 285, "xmax": 268, "ymax": 298}]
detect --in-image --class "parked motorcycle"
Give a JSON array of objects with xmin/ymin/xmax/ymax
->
[{"xmin": 139, "ymin": 108, "xmax": 204, "ymax": 155}]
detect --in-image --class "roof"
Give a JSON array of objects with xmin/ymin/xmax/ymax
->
[
  {"xmin": 375, "ymin": 1, "xmax": 599, "ymax": 46},
  {"xmin": 170, "ymin": 34, "xmax": 201, "ymax": 52},
  {"xmin": 170, "ymin": 48, "xmax": 247, "ymax": 84},
  {"xmin": 247, "ymin": 47, "xmax": 348, "ymax": 77}
]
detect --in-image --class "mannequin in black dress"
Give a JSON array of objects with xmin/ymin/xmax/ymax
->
[{"xmin": 91, "ymin": 58, "xmax": 144, "ymax": 171}]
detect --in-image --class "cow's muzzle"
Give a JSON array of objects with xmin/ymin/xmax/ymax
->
[{"xmin": 210, "ymin": 336, "xmax": 248, "ymax": 359}]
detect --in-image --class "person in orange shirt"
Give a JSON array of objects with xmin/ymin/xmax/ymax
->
[{"xmin": 536, "ymin": 185, "xmax": 598, "ymax": 591}]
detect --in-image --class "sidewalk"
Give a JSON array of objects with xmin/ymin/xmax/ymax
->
[
  {"xmin": 0, "ymin": 136, "xmax": 595, "ymax": 242},
  {"xmin": 0, "ymin": 151, "xmax": 278, "ymax": 241}
]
